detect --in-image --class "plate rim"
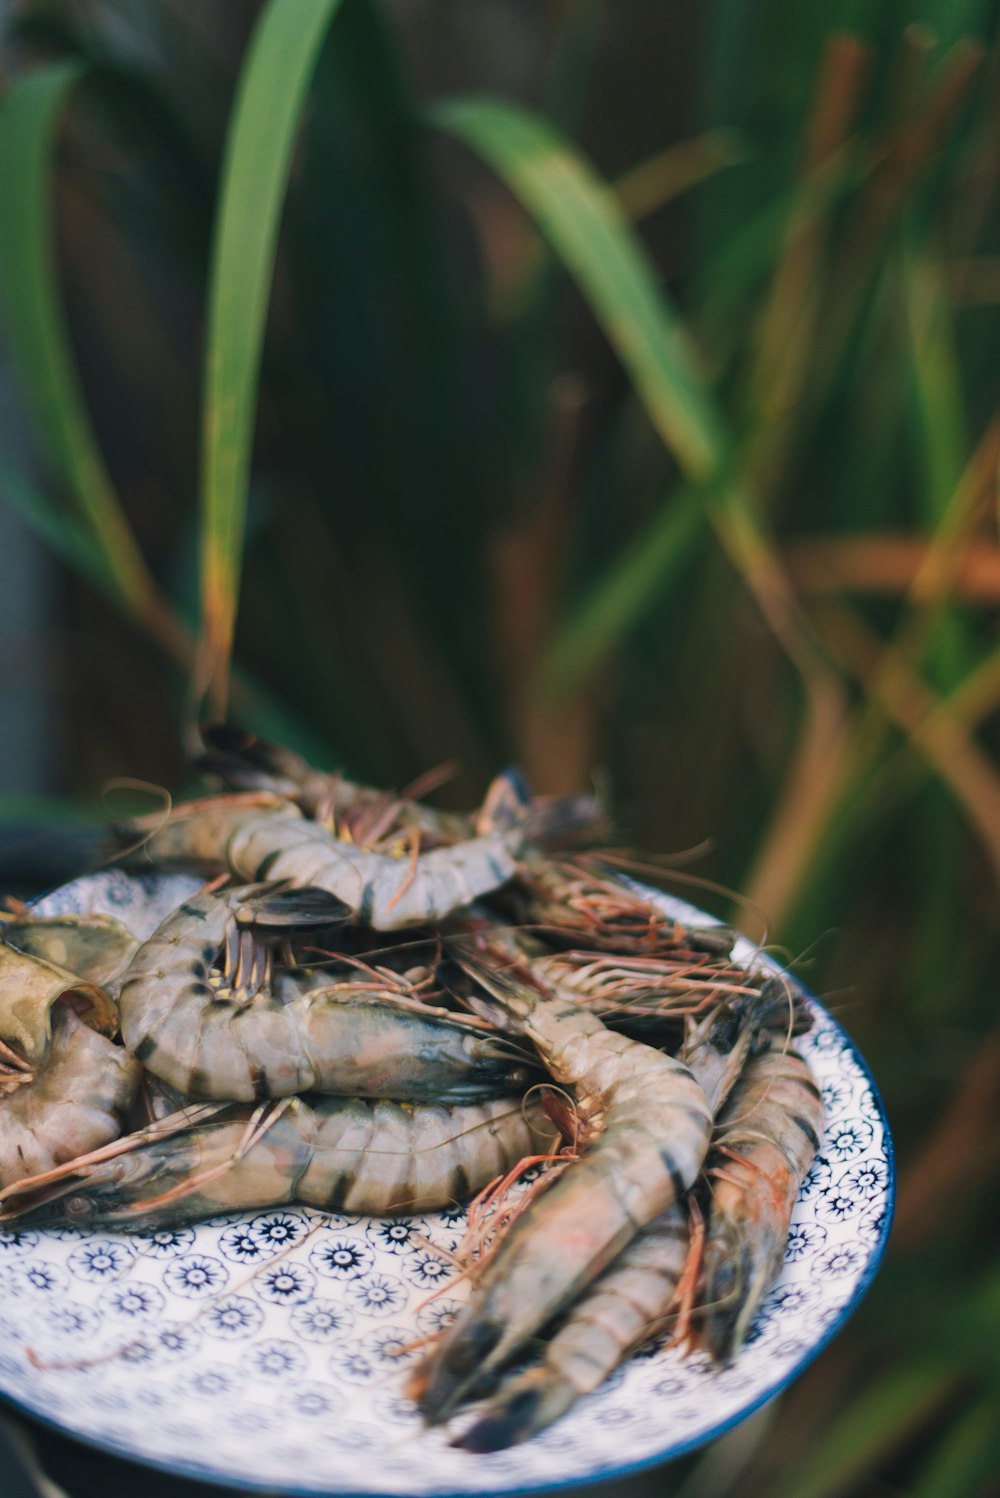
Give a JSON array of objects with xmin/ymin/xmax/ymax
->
[{"xmin": 0, "ymin": 871, "xmax": 895, "ymax": 1497}]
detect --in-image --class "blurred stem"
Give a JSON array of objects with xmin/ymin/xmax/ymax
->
[
  {"xmin": 818, "ymin": 38, "xmax": 983, "ymax": 382},
  {"xmin": 742, "ymin": 676, "xmax": 855, "ymax": 931},
  {"xmin": 742, "ymin": 35, "xmax": 870, "ymax": 499},
  {"xmin": 909, "ymin": 1392, "xmax": 1000, "ymax": 1498},
  {"xmin": 752, "ymin": 390, "xmax": 1000, "ymax": 932},
  {"xmin": 540, "ymin": 482, "xmax": 705, "ymax": 692},
  {"xmin": 892, "ymin": 1018, "xmax": 1000, "ymax": 1248},
  {"xmin": 615, "ymin": 131, "xmax": 747, "ymax": 223},
  {"xmin": 785, "ymin": 532, "xmax": 1000, "ymax": 602},
  {"xmin": 768, "ymin": 1362, "xmax": 962, "ymax": 1498},
  {"xmin": 543, "ymin": 0, "xmax": 604, "ymax": 133},
  {"xmin": 819, "ymin": 602, "xmax": 1000, "ymax": 891}
]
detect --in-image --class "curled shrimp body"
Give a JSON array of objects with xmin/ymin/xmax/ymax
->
[
  {"xmin": 701, "ymin": 1038, "xmax": 824, "ymax": 1362},
  {"xmin": 198, "ymin": 725, "xmax": 472, "ymax": 843},
  {"xmin": 0, "ymin": 1007, "xmax": 140, "ymax": 1187},
  {"xmin": 1, "ymin": 1093, "xmax": 559, "ymax": 1230},
  {"xmin": 416, "ymin": 957, "xmax": 714, "ymax": 1422},
  {"xmin": 129, "ymin": 797, "xmax": 529, "ymax": 930},
  {"xmin": 456, "ymin": 1205, "xmax": 690, "ymax": 1451},
  {"xmin": 118, "ymin": 887, "xmax": 533, "ymax": 1102},
  {"xmin": 224, "ymin": 813, "xmax": 528, "ymax": 930}
]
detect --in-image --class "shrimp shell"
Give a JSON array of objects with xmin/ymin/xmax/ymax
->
[
  {"xmin": 3, "ymin": 1093, "xmax": 558, "ymax": 1230},
  {"xmin": 455, "ymin": 1205, "xmax": 690, "ymax": 1451},
  {"xmin": 129, "ymin": 797, "xmax": 525, "ymax": 930},
  {"xmin": 0, "ymin": 941, "xmax": 118, "ymax": 1067},
  {"xmin": 440, "ymin": 993, "xmax": 763, "ymax": 1444},
  {"xmin": 225, "ymin": 815, "xmax": 525, "ymax": 929},
  {"xmin": 701, "ymin": 1039, "xmax": 824, "ymax": 1361},
  {"xmin": 2, "ymin": 913, "xmax": 140, "ymax": 998},
  {"xmin": 118, "ymin": 887, "xmax": 533, "ymax": 1102},
  {"xmin": 416, "ymin": 957, "xmax": 714, "ymax": 1420},
  {"xmin": 0, "ymin": 1007, "xmax": 140, "ymax": 1187}
]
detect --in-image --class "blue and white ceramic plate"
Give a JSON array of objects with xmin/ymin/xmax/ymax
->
[{"xmin": 0, "ymin": 871, "xmax": 893, "ymax": 1495}]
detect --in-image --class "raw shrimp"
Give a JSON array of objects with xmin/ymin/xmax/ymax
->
[
  {"xmin": 442, "ymin": 985, "xmax": 775, "ymax": 1444},
  {"xmin": 416, "ymin": 955, "xmax": 715, "ymax": 1422},
  {"xmin": 198, "ymin": 724, "xmax": 472, "ymax": 844},
  {"xmin": 198, "ymin": 727, "xmax": 605, "ymax": 855},
  {"xmin": 0, "ymin": 1007, "xmax": 140, "ymax": 1187},
  {"xmin": 0, "ymin": 1092, "xmax": 559, "ymax": 1230},
  {"xmin": 2, "ymin": 911, "xmax": 139, "ymax": 998},
  {"xmin": 455, "ymin": 1206, "xmax": 690, "ymax": 1451},
  {"xmin": 118, "ymin": 885, "xmax": 535, "ymax": 1102},
  {"xmin": 127, "ymin": 761, "xmax": 602, "ymax": 931},
  {"xmin": 0, "ymin": 940, "xmax": 117, "ymax": 1070},
  {"xmin": 700, "ymin": 1038, "xmax": 824, "ymax": 1362},
  {"xmin": 126, "ymin": 791, "xmax": 530, "ymax": 930}
]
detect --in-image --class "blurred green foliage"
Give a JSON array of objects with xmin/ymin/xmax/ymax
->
[{"xmin": 1, "ymin": 1, "xmax": 1000, "ymax": 1492}]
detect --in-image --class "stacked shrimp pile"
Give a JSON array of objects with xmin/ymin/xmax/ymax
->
[{"xmin": 0, "ymin": 730, "xmax": 823, "ymax": 1451}]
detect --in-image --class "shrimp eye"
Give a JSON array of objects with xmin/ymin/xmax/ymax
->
[{"xmin": 65, "ymin": 1195, "xmax": 94, "ymax": 1221}]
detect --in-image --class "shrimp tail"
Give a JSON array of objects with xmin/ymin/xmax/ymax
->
[
  {"xmin": 474, "ymin": 768, "xmax": 532, "ymax": 835},
  {"xmin": 700, "ymin": 1226, "xmax": 761, "ymax": 1363},
  {"xmin": 231, "ymin": 883, "xmax": 352, "ymax": 931},
  {"xmin": 442, "ymin": 952, "xmax": 539, "ymax": 1034},
  {"xmin": 475, "ymin": 769, "xmax": 606, "ymax": 850},
  {"xmin": 196, "ymin": 724, "xmax": 313, "ymax": 799},
  {"xmin": 454, "ymin": 1367, "xmax": 573, "ymax": 1453},
  {"xmin": 523, "ymin": 794, "xmax": 609, "ymax": 850}
]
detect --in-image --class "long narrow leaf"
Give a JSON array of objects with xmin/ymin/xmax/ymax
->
[
  {"xmin": 0, "ymin": 461, "xmax": 109, "ymax": 592},
  {"xmin": 431, "ymin": 96, "xmax": 727, "ymax": 481},
  {"xmin": 431, "ymin": 98, "xmax": 827, "ymax": 704},
  {"xmin": 541, "ymin": 482, "xmax": 706, "ymax": 692},
  {"xmin": 0, "ymin": 63, "xmax": 158, "ymax": 620},
  {"xmin": 197, "ymin": 0, "xmax": 346, "ymax": 714},
  {"xmin": 771, "ymin": 1362, "xmax": 961, "ymax": 1498}
]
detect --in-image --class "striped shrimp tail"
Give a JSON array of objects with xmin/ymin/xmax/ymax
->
[
  {"xmin": 454, "ymin": 1366, "xmax": 576, "ymax": 1453},
  {"xmin": 196, "ymin": 724, "xmax": 311, "ymax": 799}
]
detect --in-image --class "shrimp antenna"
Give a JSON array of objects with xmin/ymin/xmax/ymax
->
[{"xmin": 591, "ymin": 850, "xmax": 772, "ymax": 948}]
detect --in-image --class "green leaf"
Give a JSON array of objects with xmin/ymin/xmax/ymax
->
[
  {"xmin": 541, "ymin": 482, "xmax": 706, "ymax": 692},
  {"xmin": 0, "ymin": 62, "xmax": 157, "ymax": 620},
  {"xmin": 431, "ymin": 96, "xmax": 728, "ymax": 482},
  {"xmin": 197, "ymin": 0, "xmax": 347, "ymax": 714},
  {"xmin": 771, "ymin": 1362, "xmax": 961, "ymax": 1498},
  {"xmin": 0, "ymin": 461, "xmax": 110, "ymax": 594},
  {"xmin": 911, "ymin": 1394, "xmax": 1000, "ymax": 1498}
]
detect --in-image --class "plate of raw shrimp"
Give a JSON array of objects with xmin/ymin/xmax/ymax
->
[{"xmin": 0, "ymin": 743, "xmax": 893, "ymax": 1496}]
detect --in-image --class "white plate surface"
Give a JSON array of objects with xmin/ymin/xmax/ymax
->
[{"xmin": 0, "ymin": 869, "xmax": 893, "ymax": 1495}]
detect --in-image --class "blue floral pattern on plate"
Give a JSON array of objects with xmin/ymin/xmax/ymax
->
[{"xmin": 0, "ymin": 871, "xmax": 894, "ymax": 1495}]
